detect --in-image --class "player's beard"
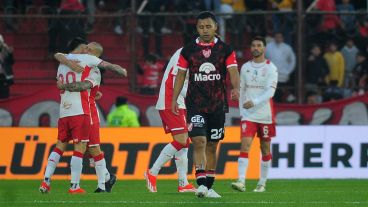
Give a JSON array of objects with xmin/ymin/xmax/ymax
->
[{"xmin": 251, "ymin": 50, "xmax": 263, "ymax": 58}]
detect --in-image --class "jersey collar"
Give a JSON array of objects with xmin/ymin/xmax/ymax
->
[{"xmin": 196, "ymin": 37, "xmax": 218, "ymax": 47}]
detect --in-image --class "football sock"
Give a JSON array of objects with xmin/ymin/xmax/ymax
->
[
  {"xmin": 195, "ymin": 169, "xmax": 206, "ymax": 186},
  {"xmin": 205, "ymin": 170, "xmax": 215, "ymax": 189},
  {"xmin": 70, "ymin": 151, "xmax": 83, "ymax": 189},
  {"xmin": 93, "ymin": 153, "xmax": 106, "ymax": 190},
  {"xmin": 150, "ymin": 141, "xmax": 183, "ymax": 176},
  {"xmin": 175, "ymin": 147, "xmax": 189, "ymax": 187},
  {"xmin": 238, "ymin": 152, "xmax": 249, "ymax": 183},
  {"xmin": 44, "ymin": 147, "xmax": 63, "ymax": 184},
  {"xmin": 104, "ymin": 168, "xmax": 111, "ymax": 182},
  {"xmin": 258, "ymin": 154, "xmax": 272, "ymax": 186},
  {"xmin": 90, "ymin": 156, "xmax": 110, "ymax": 182}
]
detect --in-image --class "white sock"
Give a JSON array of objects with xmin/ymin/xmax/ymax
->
[
  {"xmin": 150, "ymin": 143, "xmax": 179, "ymax": 176},
  {"xmin": 175, "ymin": 148, "xmax": 189, "ymax": 187},
  {"xmin": 70, "ymin": 155, "xmax": 83, "ymax": 189},
  {"xmin": 44, "ymin": 151, "xmax": 61, "ymax": 183},
  {"xmin": 238, "ymin": 157, "xmax": 249, "ymax": 184},
  {"xmin": 91, "ymin": 157, "xmax": 111, "ymax": 182},
  {"xmin": 94, "ymin": 158, "xmax": 107, "ymax": 190},
  {"xmin": 104, "ymin": 168, "xmax": 111, "ymax": 182},
  {"xmin": 89, "ymin": 158, "xmax": 95, "ymax": 167},
  {"xmin": 258, "ymin": 160, "xmax": 271, "ymax": 186}
]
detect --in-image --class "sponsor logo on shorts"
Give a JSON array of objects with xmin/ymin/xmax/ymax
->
[
  {"xmin": 241, "ymin": 123, "xmax": 247, "ymax": 132},
  {"xmin": 191, "ymin": 115, "xmax": 205, "ymax": 127}
]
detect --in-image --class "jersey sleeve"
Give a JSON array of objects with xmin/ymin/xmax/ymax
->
[
  {"xmin": 225, "ymin": 49, "xmax": 238, "ymax": 69},
  {"xmin": 253, "ymin": 65, "xmax": 278, "ymax": 106},
  {"xmin": 87, "ymin": 55, "xmax": 103, "ymax": 67},
  {"xmin": 84, "ymin": 67, "xmax": 101, "ymax": 87},
  {"xmin": 239, "ymin": 64, "xmax": 247, "ymax": 109},
  {"xmin": 177, "ymin": 47, "xmax": 189, "ymax": 71}
]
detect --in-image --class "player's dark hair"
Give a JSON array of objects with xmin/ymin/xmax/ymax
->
[
  {"xmin": 145, "ymin": 54, "xmax": 157, "ymax": 63},
  {"xmin": 67, "ymin": 37, "xmax": 88, "ymax": 53},
  {"xmin": 196, "ymin": 11, "xmax": 218, "ymax": 24},
  {"xmin": 116, "ymin": 96, "xmax": 128, "ymax": 107},
  {"xmin": 251, "ymin": 36, "xmax": 266, "ymax": 47}
]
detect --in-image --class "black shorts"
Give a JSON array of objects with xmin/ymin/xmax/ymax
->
[{"xmin": 187, "ymin": 109, "xmax": 226, "ymax": 142}]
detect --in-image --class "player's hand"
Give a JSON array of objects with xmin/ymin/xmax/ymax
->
[
  {"xmin": 95, "ymin": 91, "xmax": 103, "ymax": 100},
  {"xmin": 119, "ymin": 68, "xmax": 128, "ymax": 77},
  {"xmin": 56, "ymin": 78, "xmax": 65, "ymax": 90},
  {"xmin": 243, "ymin": 101, "xmax": 254, "ymax": 109},
  {"xmin": 67, "ymin": 60, "xmax": 84, "ymax": 73},
  {"xmin": 231, "ymin": 88, "xmax": 240, "ymax": 101},
  {"xmin": 171, "ymin": 101, "xmax": 179, "ymax": 116}
]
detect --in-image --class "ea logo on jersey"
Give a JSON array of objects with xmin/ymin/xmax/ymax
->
[
  {"xmin": 194, "ymin": 62, "xmax": 220, "ymax": 81},
  {"xmin": 202, "ymin": 49, "xmax": 211, "ymax": 58},
  {"xmin": 191, "ymin": 115, "xmax": 205, "ymax": 127}
]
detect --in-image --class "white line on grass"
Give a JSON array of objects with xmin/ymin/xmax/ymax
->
[{"xmin": 1, "ymin": 200, "xmax": 366, "ymax": 205}]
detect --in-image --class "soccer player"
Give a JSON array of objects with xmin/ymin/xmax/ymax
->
[
  {"xmin": 39, "ymin": 39, "xmax": 126, "ymax": 193},
  {"xmin": 172, "ymin": 11, "xmax": 240, "ymax": 198},
  {"xmin": 144, "ymin": 48, "xmax": 196, "ymax": 193},
  {"xmin": 55, "ymin": 42, "xmax": 126, "ymax": 193},
  {"xmin": 231, "ymin": 36, "xmax": 278, "ymax": 193}
]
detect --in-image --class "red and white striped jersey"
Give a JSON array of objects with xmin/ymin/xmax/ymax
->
[
  {"xmin": 86, "ymin": 67, "xmax": 101, "ymax": 124},
  {"xmin": 57, "ymin": 54, "xmax": 102, "ymax": 118},
  {"xmin": 156, "ymin": 48, "xmax": 188, "ymax": 110},
  {"xmin": 240, "ymin": 60, "xmax": 278, "ymax": 124}
]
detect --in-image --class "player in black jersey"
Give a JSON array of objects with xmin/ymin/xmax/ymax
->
[{"xmin": 172, "ymin": 11, "xmax": 240, "ymax": 198}]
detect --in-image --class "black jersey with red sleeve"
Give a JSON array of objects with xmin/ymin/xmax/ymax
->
[{"xmin": 177, "ymin": 37, "xmax": 237, "ymax": 113}]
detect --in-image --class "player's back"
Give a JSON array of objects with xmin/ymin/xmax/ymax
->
[
  {"xmin": 57, "ymin": 54, "xmax": 102, "ymax": 118},
  {"xmin": 240, "ymin": 60, "xmax": 278, "ymax": 124},
  {"xmin": 156, "ymin": 48, "xmax": 188, "ymax": 110}
]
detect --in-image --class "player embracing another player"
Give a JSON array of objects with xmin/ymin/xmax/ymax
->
[
  {"xmin": 172, "ymin": 11, "xmax": 240, "ymax": 198},
  {"xmin": 232, "ymin": 36, "xmax": 278, "ymax": 193}
]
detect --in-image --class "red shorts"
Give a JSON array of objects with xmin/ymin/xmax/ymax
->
[
  {"xmin": 58, "ymin": 114, "xmax": 91, "ymax": 143},
  {"xmin": 159, "ymin": 109, "xmax": 188, "ymax": 136},
  {"xmin": 240, "ymin": 120, "xmax": 276, "ymax": 142},
  {"xmin": 88, "ymin": 122, "xmax": 100, "ymax": 147}
]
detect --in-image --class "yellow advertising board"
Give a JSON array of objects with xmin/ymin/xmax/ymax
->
[{"xmin": 0, "ymin": 127, "xmax": 260, "ymax": 180}]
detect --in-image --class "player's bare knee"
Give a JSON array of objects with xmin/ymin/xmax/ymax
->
[
  {"xmin": 56, "ymin": 141, "xmax": 67, "ymax": 152},
  {"xmin": 173, "ymin": 133, "xmax": 188, "ymax": 146},
  {"xmin": 88, "ymin": 146, "xmax": 101, "ymax": 156},
  {"xmin": 192, "ymin": 137, "xmax": 206, "ymax": 148},
  {"xmin": 206, "ymin": 141, "xmax": 218, "ymax": 153},
  {"xmin": 260, "ymin": 141, "xmax": 271, "ymax": 155},
  {"xmin": 74, "ymin": 142, "xmax": 87, "ymax": 154},
  {"xmin": 240, "ymin": 137, "xmax": 252, "ymax": 152}
]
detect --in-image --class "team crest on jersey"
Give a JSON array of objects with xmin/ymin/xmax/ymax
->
[
  {"xmin": 202, "ymin": 49, "xmax": 211, "ymax": 58},
  {"xmin": 261, "ymin": 68, "xmax": 266, "ymax": 77}
]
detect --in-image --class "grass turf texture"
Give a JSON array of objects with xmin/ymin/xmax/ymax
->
[{"xmin": 0, "ymin": 180, "xmax": 367, "ymax": 207}]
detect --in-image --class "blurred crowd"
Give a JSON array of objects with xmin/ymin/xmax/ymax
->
[{"xmin": 1, "ymin": 0, "xmax": 368, "ymax": 103}]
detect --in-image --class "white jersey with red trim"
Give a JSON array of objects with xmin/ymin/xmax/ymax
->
[
  {"xmin": 240, "ymin": 60, "xmax": 278, "ymax": 124},
  {"xmin": 57, "ymin": 54, "xmax": 102, "ymax": 118},
  {"xmin": 156, "ymin": 48, "xmax": 189, "ymax": 110}
]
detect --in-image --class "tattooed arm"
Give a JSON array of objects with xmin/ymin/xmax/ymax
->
[
  {"xmin": 98, "ymin": 61, "xmax": 127, "ymax": 77},
  {"xmin": 54, "ymin": 53, "xmax": 85, "ymax": 73},
  {"xmin": 57, "ymin": 79, "xmax": 92, "ymax": 92}
]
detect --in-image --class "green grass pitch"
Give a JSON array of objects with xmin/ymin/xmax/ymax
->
[{"xmin": 0, "ymin": 179, "xmax": 367, "ymax": 207}]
